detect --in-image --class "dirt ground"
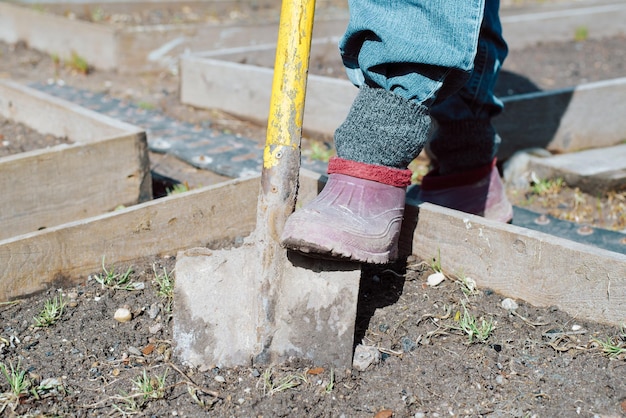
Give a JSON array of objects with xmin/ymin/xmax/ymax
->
[{"xmin": 1, "ymin": 2, "xmax": 626, "ymax": 417}]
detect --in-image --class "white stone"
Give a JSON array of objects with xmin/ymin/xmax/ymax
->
[
  {"xmin": 352, "ymin": 344, "xmax": 380, "ymax": 371},
  {"xmin": 501, "ymin": 298, "xmax": 519, "ymax": 311},
  {"xmin": 427, "ymin": 272, "xmax": 446, "ymax": 287},
  {"xmin": 114, "ymin": 307, "xmax": 132, "ymax": 322}
]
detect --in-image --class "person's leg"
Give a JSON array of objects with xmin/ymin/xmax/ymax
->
[
  {"xmin": 419, "ymin": 0, "xmax": 513, "ymax": 222},
  {"xmin": 281, "ymin": 0, "xmax": 485, "ymax": 264}
]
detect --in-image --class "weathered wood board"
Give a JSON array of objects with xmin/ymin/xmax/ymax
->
[
  {"xmin": 0, "ymin": 176, "xmax": 260, "ymax": 301},
  {"xmin": 495, "ymin": 78, "xmax": 626, "ymax": 160},
  {"xmin": 0, "ymin": 1, "xmax": 349, "ymax": 73},
  {"xmin": 526, "ymin": 143, "xmax": 626, "ymax": 194},
  {"xmin": 0, "ymin": 80, "xmax": 151, "ymax": 240},
  {"xmin": 405, "ymin": 201, "xmax": 626, "ymax": 327},
  {"xmin": 182, "ymin": 46, "xmax": 626, "ymax": 157},
  {"xmin": 2, "ymin": 170, "xmax": 624, "ymax": 329}
]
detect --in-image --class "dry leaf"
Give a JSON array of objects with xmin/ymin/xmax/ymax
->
[
  {"xmin": 307, "ymin": 367, "xmax": 325, "ymax": 375},
  {"xmin": 142, "ymin": 343, "xmax": 155, "ymax": 356},
  {"xmin": 374, "ymin": 409, "xmax": 393, "ymax": 418}
]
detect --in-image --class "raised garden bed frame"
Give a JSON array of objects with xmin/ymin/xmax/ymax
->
[{"xmin": 0, "ymin": 80, "xmax": 150, "ymax": 240}]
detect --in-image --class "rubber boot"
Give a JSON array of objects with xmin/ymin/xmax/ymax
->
[
  {"xmin": 416, "ymin": 159, "xmax": 513, "ymax": 222},
  {"xmin": 280, "ymin": 157, "xmax": 412, "ymax": 264}
]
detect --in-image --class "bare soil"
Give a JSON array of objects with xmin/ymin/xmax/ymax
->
[
  {"xmin": 0, "ymin": 116, "xmax": 72, "ymax": 158},
  {"xmin": 1, "ymin": 4, "xmax": 626, "ymax": 418}
]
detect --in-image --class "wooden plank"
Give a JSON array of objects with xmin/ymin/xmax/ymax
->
[
  {"xmin": 0, "ymin": 80, "xmax": 151, "ymax": 239},
  {"xmin": 527, "ymin": 143, "xmax": 626, "ymax": 194},
  {"xmin": 0, "ymin": 176, "xmax": 260, "ymax": 301},
  {"xmin": 0, "ymin": 80, "xmax": 141, "ymax": 141},
  {"xmin": 299, "ymin": 172, "xmax": 626, "ymax": 326},
  {"xmin": 495, "ymin": 77, "xmax": 626, "ymax": 160},
  {"xmin": 407, "ymin": 201, "xmax": 626, "ymax": 327},
  {"xmin": 0, "ymin": 2, "xmax": 118, "ymax": 71},
  {"xmin": 500, "ymin": 1, "xmax": 626, "ymax": 50},
  {"xmin": 180, "ymin": 54, "xmax": 356, "ymax": 137},
  {"xmin": 0, "ymin": 134, "xmax": 150, "ymax": 239}
]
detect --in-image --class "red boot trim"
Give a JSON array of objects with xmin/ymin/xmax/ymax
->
[
  {"xmin": 420, "ymin": 158, "xmax": 496, "ymax": 191},
  {"xmin": 327, "ymin": 157, "xmax": 412, "ymax": 187}
]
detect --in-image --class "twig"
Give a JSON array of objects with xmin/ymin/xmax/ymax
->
[
  {"xmin": 511, "ymin": 310, "xmax": 550, "ymax": 327},
  {"xmin": 167, "ymin": 362, "xmax": 221, "ymax": 399}
]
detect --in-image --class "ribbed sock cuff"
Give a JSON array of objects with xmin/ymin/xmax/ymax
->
[
  {"xmin": 328, "ymin": 157, "xmax": 412, "ymax": 187},
  {"xmin": 334, "ymin": 85, "xmax": 431, "ymax": 169}
]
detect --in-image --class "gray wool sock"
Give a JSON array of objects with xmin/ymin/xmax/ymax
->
[
  {"xmin": 428, "ymin": 121, "xmax": 500, "ymax": 175},
  {"xmin": 334, "ymin": 85, "xmax": 431, "ymax": 169}
]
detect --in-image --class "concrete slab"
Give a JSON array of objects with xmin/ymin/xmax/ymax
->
[
  {"xmin": 527, "ymin": 143, "xmax": 626, "ymax": 194},
  {"xmin": 173, "ymin": 245, "xmax": 361, "ymax": 369}
]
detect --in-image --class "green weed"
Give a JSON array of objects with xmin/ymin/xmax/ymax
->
[
  {"xmin": 133, "ymin": 369, "xmax": 168, "ymax": 401},
  {"xmin": 167, "ymin": 181, "xmax": 190, "ymax": 196},
  {"xmin": 530, "ymin": 176, "xmax": 564, "ymax": 196},
  {"xmin": 574, "ymin": 26, "xmax": 589, "ymax": 42},
  {"xmin": 65, "ymin": 51, "xmax": 89, "ymax": 74},
  {"xmin": 457, "ymin": 305, "xmax": 494, "ymax": 343},
  {"xmin": 307, "ymin": 141, "xmax": 334, "ymax": 162},
  {"xmin": 153, "ymin": 264, "xmax": 174, "ymax": 312},
  {"xmin": 94, "ymin": 257, "xmax": 140, "ymax": 291},
  {"xmin": 0, "ymin": 361, "xmax": 30, "ymax": 411},
  {"xmin": 33, "ymin": 294, "xmax": 66, "ymax": 327},
  {"xmin": 592, "ymin": 336, "xmax": 626, "ymax": 358},
  {"xmin": 259, "ymin": 368, "xmax": 307, "ymax": 396}
]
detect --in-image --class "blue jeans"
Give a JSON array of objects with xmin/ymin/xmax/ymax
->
[{"xmin": 338, "ymin": 0, "xmax": 508, "ymax": 172}]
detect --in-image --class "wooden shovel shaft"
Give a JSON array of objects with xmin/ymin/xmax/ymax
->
[{"xmin": 258, "ymin": 0, "xmax": 316, "ymax": 242}]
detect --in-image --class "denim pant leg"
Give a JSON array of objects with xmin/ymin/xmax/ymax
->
[
  {"xmin": 334, "ymin": 0, "xmax": 486, "ymax": 169},
  {"xmin": 429, "ymin": 0, "xmax": 509, "ymax": 174}
]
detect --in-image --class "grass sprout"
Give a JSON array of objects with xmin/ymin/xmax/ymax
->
[
  {"xmin": 529, "ymin": 175, "xmax": 564, "ymax": 196},
  {"xmin": 65, "ymin": 50, "xmax": 89, "ymax": 74},
  {"xmin": 0, "ymin": 361, "xmax": 30, "ymax": 409},
  {"xmin": 94, "ymin": 257, "xmax": 139, "ymax": 291},
  {"xmin": 33, "ymin": 295, "xmax": 66, "ymax": 327},
  {"xmin": 592, "ymin": 337, "xmax": 626, "ymax": 358},
  {"xmin": 153, "ymin": 263, "xmax": 174, "ymax": 312},
  {"xmin": 259, "ymin": 368, "xmax": 307, "ymax": 396},
  {"xmin": 134, "ymin": 369, "xmax": 168, "ymax": 401},
  {"xmin": 430, "ymin": 249, "xmax": 443, "ymax": 273},
  {"xmin": 324, "ymin": 368, "xmax": 335, "ymax": 393},
  {"xmin": 574, "ymin": 25, "xmax": 589, "ymax": 41},
  {"xmin": 307, "ymin": 141, "xmax": 334, "ymax": 162},
  {"xmin": 454, "ymin": 272, "xmax": 478, "ymax": 296},
  {"xmin": 167, "ymin": 181, "xmax": 190, "ymax": 196},
  {"xmin": 456, "ymin": 305, "xmax": 494, "ymax": 344}
]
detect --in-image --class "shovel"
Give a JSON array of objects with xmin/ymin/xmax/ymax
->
[{"xmin": 173, "ymin": 0, "xmax": 361, "ymax": 368}]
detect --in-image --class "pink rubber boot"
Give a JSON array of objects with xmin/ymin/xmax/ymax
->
[
  {"xmin": 280, "ymin": 157, "xmax": 412, "ymax": 264},
  {"xmin": 417, "ymin": 159, "xmax": 513, "ymax": 222}
]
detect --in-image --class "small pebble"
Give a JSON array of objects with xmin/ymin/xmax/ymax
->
[
  {"xmin": 127, "ymin": 346, "xmax": 142, "ymax": 356},
  {"xmin": 571, "ymin": 324, "xmax": 582, "ymax": 331},
  {"xmin": 501, "ymin": 298, "xmax": 518, "ymax": 311},
  {"xmin": 114, "ymin": 308, "xmax": 132, "ymax": 322},
  {"xmin": 148, "ymin": 303, "xmax": 160, "ymax": 319},
  {"xmin": 352, "ymin": 344, "xmax": 380, "ymax": 371},
  {"xmin": 427, "ymin": 272, "xmax": 446, "ymax": 287},
  {"xmin": 149, "ymin": 323, "xmax": 163, "ymax": 334},
  {"xmin": 400, "ymin": 336, "xmax": 417, "ymax": 353},
  {"xmin": 214, "ymin": 375, "xmax": 226, "ymax": 383}
]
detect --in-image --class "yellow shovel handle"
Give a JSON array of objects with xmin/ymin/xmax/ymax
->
[{"xmin": 264, "ymin": 0, "xmax": 316, "ymax": 169}]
